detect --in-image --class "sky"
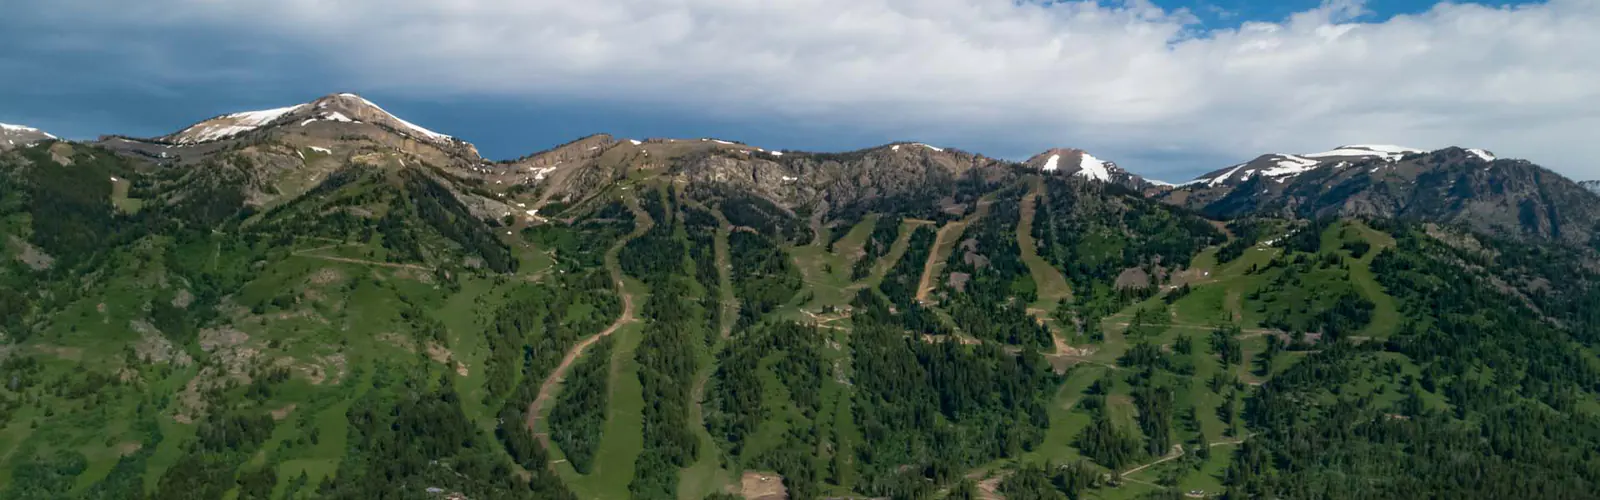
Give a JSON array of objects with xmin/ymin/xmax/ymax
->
[{"xmin": 1, "ymin": 0, "xmax": 1594, "ymax": 182}]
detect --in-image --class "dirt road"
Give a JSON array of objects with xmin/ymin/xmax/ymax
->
[
  {"xmin": 915, "ymin": 198, "xmax": 992, "ymax": 303},
  {"xmin": 525, "ymin": 197, "xmax": 653, "ymax": 436}
]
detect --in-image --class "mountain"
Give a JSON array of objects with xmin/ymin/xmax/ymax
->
[
  {"xmin": 6, "ymin": 94, "xmax": 1600, "ymax": 500},
  {"xmin": 1583, "ymin": 180, "xmax": 1600, "ymax": 194},
  {"xmin": 1160, "ymin": 145, "xmax": 1600, "ymax": 245},
  {"xmin": 1022, "ymin": 147, "xmax": 1154, "ymax": 191},
  {"xmin": 1187, "ymin": 144, "xmax": 1431, "ymax": 188},
  {"xmin": 100, "ymin": 93, "xmax": 482, "ymax": 166},
  {"xmin": 501, "ymin": 138, "xmax": 1015, "ymax": 223},
  {"xmin": 0, "ymin": 122, "xmax": 54, "ymax": 151}
]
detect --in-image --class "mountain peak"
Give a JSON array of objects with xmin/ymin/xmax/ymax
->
[
  {"xmin": 0, "ymin": 122, "xmax": 56, "ymax": 150},
  {"xmin": 887, "ymin": 142, "xmax": 947, "ymax": 153},
  {"xmin": 308, "ymin": 93, "xmax": 452, "ymax": 142},
  {"xmin": 1189, "ymin": 144, "xmax": 1431, "ymax": 187},
  {"xmin": 160, "ymin": 93, "xmax": 457, "ymax": 146},
  {"xmin": 1024, "ymin": 148, "xmax": 1114, "ymax": 181}
]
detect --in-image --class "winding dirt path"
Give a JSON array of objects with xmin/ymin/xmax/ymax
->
[
  {"xmin": 1103, "ymin": 320, "xmax": 1281, "ymax": 337},
  {"xmin": 915, "ymin": 198, "xmax": 993, "ymax": 304},
  {"xmin": 1122, "ymin": 444, "xmax": 1186, "ymax": 477},
  {"xmin": 292, "ymin": 252, "xmax": 433, "ymax": 271},
  {"xmin": 1121, "ymin": 437, "xmax": 1249, "ymax": 480},
  {"xmin": 525, "ymin": 196, "xmax": 654, "ymax": 435}
]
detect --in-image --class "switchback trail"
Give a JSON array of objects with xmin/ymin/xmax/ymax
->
[{"xmin": 525, "ymin": 196, "xmax": 654, "ymax": 437}]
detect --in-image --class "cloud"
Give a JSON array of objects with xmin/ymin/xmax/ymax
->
[{"xmin": 19, "ymin": 0, "xmax": 1600, "ymax": 179}]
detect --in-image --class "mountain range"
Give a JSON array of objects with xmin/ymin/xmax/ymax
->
[
  {"xmin": 6, "ymin": 93, "xmax": 1600, "ymax": 499},
  {"xmin": 8, "ymin": 92, "xmax": 1590, "ymax": 247}
]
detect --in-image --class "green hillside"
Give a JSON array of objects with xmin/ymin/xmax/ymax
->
[{"xmin": 4, "ymin": 141, "xmax": 1600, "ymax": 500}]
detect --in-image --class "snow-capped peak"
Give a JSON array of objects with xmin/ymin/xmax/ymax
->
[
  {"xmin": 333, "ymin": 93, "xmax": 451, "ymax": 142},
  {"xmin": 1301, "ymin": 144, "xmax": 1423, "ymax": 162},
  {"xmin": 890, "ymin": 142, "xmax": 945, "ymax": 153},
  {"xmin": 1466, "ymin": 148, "xmax": 1496, "ymax": 162},
  {"xmin": 164, "ymin": 93, "xmax": 461, "ymax": 146},
  {"xmin": 1029, "ymin": 148, "xmax": 1121, "ymax": 182},
  {"xmin": 0, "ymin": 122, "xmax": 56, "ymax": 139},
  {"xmin": 1190, "ymin": 144, "xmax": 1427, "ymax": 187}
]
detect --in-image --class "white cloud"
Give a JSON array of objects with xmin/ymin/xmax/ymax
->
[{"xmin": 34, "ymin": 0, "xmax": 1600, "ymax": 179}]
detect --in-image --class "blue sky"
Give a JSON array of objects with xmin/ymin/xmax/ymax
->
[{"xmin": 1, "ymin": 0, "xmax": 1591, "ymax": 181}]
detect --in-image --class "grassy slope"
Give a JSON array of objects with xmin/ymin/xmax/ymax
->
[
  {"xmin": 553, "ymin": 307, "xmax": 648, "ymax": 500},
  {"xmin": 1340, "ymin": 222, "xmax": 1401, "ymax": 338},
  {"xmin": 789, "ymin": 216, "xmax": 878, "ymax": 310},
  {"xmin": 857, "ymin": 219, "xmax": 932, "ymax": 291},
  {"xmin": 1018, "ymin": 178, "xmax": 1074, "ymax": 317},
  {"xmin": 678, "ymin": 203, "xmax": 738, "ymax": 500}
]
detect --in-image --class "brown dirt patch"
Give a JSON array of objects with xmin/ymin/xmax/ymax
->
[
  {"xmin": 377, "ymin": 332, "xmax": 417, "ymax": 353},
  {"xmin": 31, "ymin": 344, "xmax": 83, "ymax": 361},
  {"xmin": 270, "ymin": 404, "xmax": 298, "ymax": 420},
  {"xmin": 1114, "ymin": 267, "xmax": 1151, "ymax": 289},
  {"xmin": 425, "ymin": 341, "xmax": 453, "ymax": 365},
  {"xmin": 171, "ymin": 288, "xmax": 195, "ymax": 309},
  {"xmin": 8, "ymin": 235, "xmax": 54, "ymax": 271},
  {"xmin": 741, "ymin": 471, "xmax": 788, "ymax": 500},
  {"xmin": 116, "ymin": 442, "xmax": 143, "ymax": 457}
]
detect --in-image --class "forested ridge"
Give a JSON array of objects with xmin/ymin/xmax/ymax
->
[{"xmin": 4, "ymin": 139, "xmax": 1600, "ymax": 500}]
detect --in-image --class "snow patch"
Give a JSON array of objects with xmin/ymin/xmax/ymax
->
[
  {"xmin": 781, "ymin": 176, "xmax": 798, "ymax": 182},
  {"xmin": 1075, "ymin": 153, "xmax": 1111, "ymax": 181},
  {"xmin": 1041, "ymin": 154, "xmax": 1061, "ymax": 172},
  {"xmin": 913, "ymin": 143, "xmax": 943, "ymax": 152},
  {"xmin": 1467, "ymin": 148, "xmax": 1495, "ymax": 162},
  {"xmin": 1257, "ymin": 154, "xmax": 1321, "ymax": 177},
  {"xmin": 1344, "ymin": 144, "xmax": 1422, "ymax": 154},
  {"xmin": 1206, "ymin": 163, "xmax": 1248, "ymax": 187},
  {"xmin": 769, "ymin": 151, "xmax": 784, "ymax": 156},
  {"xmin": 629, "ymin": 139, "xmax": 642, "ymax": 146},
  {"xmin": 0, "ymin": 122, "xmax": 54, "ymax": 139},
  {"xmin": 295, "ymin": 111, "xmax": 360, "ymax": 125},
  {"xmin": 309, "ymin": 146, "xmax": 331, "ymax": 154},
  {"xmin": 174, "ymin": 104, "xmax": 305, "ymax": 143},
  {"xmin": 1302, "ymin": 144, "xmax": 1423, "ymax": 162},
  {"xmin": 340, "ymin": 95, "xmax": 450, "ymax": 142}
]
